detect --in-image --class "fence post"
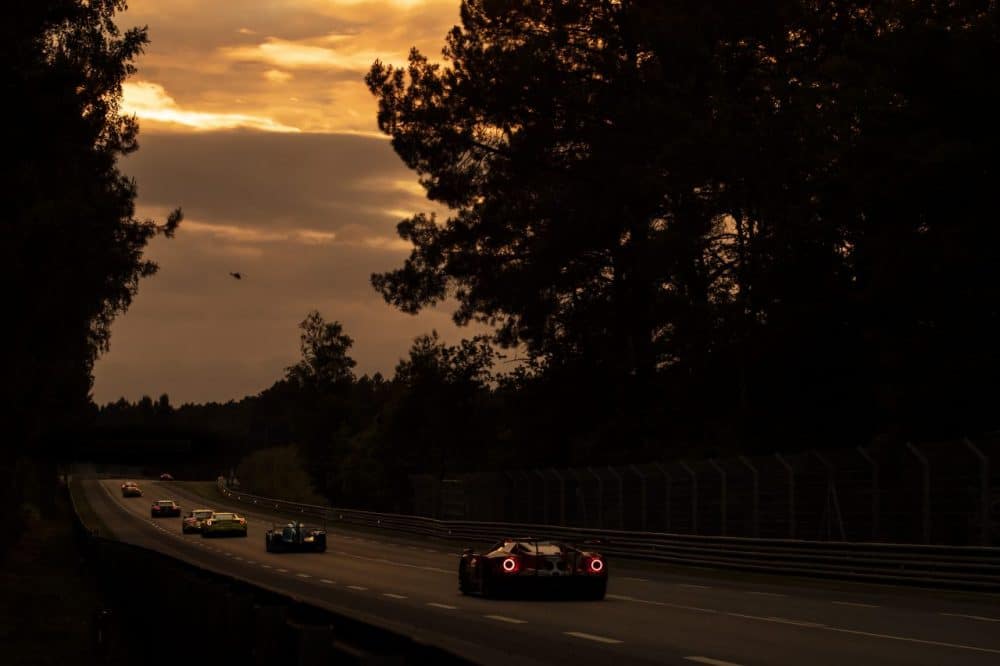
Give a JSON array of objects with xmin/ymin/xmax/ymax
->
[
  {"xmin": 608, "ymin": 466, "xmax": 624, "ymax": 529},
  {"xmin": 654, "ymin": 463, "xmax": 672, "ymax": 532},
  {"xmin": 630, "ymin": 464, "xmax": 648, "ymax": 531},
  {"xmin": 812, "ymin": 450, "xmax": 845, "ymax": 541},
  {"xmin": 857, "ymin": 447, "xmax": 879, "ymax": 541},
  {"xmin": 533, "ymin": 469, "xmax": 549, "ymax": 525},
  {"xmin": 504, "ymin": 471, "xmax": 516, "ymax": 523},
  {"xmin": 739, "ymin": 455, "xmax": 759, "ymax": 538},
  {"xmin": 708, "ymin": 459, "xmax": 727, "ymax": 536},
  {"xmin": 963, "ymin": 437, "xmax": 991, "ymax": 546},
  {"xmin": 775, "ymin": 453, "xmax": 795, "ymax": 539},
  {"xmin": 568, "ymin": 468, "xmax": 588, "ymax": 526},
  {"xmin": 519, "ymin": 471, "xmax": 533, "ymax": 523},
  {"xmin": 679, "ymin": 461, "xmax": 698, "ymax": 534},
  {"xmin": 550, "ymin": 468, "xmax": 566, "ymax": 526},
  {"xmin": 588, "ymin": 467, "xmax": 604, "ymax": 529},
  {"xmin": 906, "ymin": 442, "xmax": 931, "ymax": 544}
]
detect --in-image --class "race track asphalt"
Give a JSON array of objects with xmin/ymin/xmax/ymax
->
[{"xmin": 82, "ymin": 479, "xmax": 1000, "ymax": 666}]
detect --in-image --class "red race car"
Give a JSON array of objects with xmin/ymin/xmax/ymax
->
[
  {"xmin": 459, "ymin": 538, "xmax": 607, "ymax": 600},
  {"xmin": 150, "ymin": 499, "xmax": 181, "ymax": 518}
]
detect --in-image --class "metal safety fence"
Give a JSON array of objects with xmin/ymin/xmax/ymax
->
[
  {"xmin": 411, "ymin": 436, "xmax": 1000, "ymax": 547},
  {"xmin": 217, "ymin": 479, "xmax": 1000, "ymax": 592}
]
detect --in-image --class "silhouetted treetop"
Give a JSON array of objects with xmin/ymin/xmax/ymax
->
[
  {"xmin": 285, "ymin": 311, "xmax": 357, "ymax": 391},
  {"xmin": 369, "ymin": 1, "xmax": 1000, "ymax": 445},
  {"xmin": 5, "ymin": 0, "xmax": 181, "ymax": 451}
]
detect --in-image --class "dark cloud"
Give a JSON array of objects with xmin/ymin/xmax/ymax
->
[
  {"xmin": 93, "ymin": 129, "xmax": 477, "ymax": 404},
  {"xmin": 126, "ymin": 130, "xmax": 423, "ymax": 230}
]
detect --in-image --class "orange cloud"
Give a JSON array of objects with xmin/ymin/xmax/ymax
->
[
  {"xmin": 183, "ymin": 220, "xmax": 337, "ymax": 246},
  {"xmin": 263, "ymin": 69, "xmax": 293, "ymax": 83},
  {"xmin": 222, "ymin": 36, "xmax": 400, "ymax": 71},
  {"xmin": 117, "ymin": 0, "xmax": 459, "ymax": 134},
  {"xmin": 123, "ymin": 81, "xmax": 301, "ymax": 132}
]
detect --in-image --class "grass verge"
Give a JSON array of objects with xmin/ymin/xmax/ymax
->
[{"xmin": 0, "ymin": 489, "xmax": 123, "ymax": 665}]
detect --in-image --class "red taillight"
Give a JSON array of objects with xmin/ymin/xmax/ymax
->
[
  {"xmin": 588, "ymin": 558, "xmax": 604, "ymax": 573},
  {"xmin": 501, "ymin": 557, "xmax": 520, "ymax": 573}
]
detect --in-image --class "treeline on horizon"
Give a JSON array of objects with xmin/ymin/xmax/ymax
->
[
  {"xmin": 101, "ymin": 1, "xmax": 1000, "ymax": 509},
  {"xmin": 7, "ymin": 2, "xmax": 1000, "ymax": 519}
]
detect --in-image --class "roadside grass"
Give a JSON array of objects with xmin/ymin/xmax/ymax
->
[{"xmin": 0, "ymin": 490, "xmax": 123, "ymax": 665}]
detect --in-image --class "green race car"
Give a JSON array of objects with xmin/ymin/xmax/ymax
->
[{"xmin": 200, "ymin": 511, "xmax": 247, "ymax": 538}]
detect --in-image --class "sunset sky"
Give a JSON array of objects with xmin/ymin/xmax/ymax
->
[{"xmin": 93, "ymin": 0, "xmax": 468, "ymax": 405}]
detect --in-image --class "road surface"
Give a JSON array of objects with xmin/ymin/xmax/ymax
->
[{"xmin": 81, "ymin": 479, "xmax": 1000, "ymax": 666}]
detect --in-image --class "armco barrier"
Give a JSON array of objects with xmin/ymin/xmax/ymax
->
[
  {"xmin": 218, "ymin": 480, "xmax": 1000, "ymax": 591},
  {"xmin": 68, "ymin": 477, "xmax": 470, "ymax": 666}
]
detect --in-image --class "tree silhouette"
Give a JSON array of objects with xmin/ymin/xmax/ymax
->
[
  {"xmin": 367, "ymin": 1, "xmax": 1000, "ymax": 450},
  {"xmin": 3, "ymin": 0, "xmax": 180, "ymax": 536},
  {"xmin": 285, "ymin": 311, "xmax": 357, "ymax": 391}
]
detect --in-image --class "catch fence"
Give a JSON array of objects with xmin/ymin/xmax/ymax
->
[{"xmin": 411, "ymin": 436, "xmax": 1000, "ymax": 546}]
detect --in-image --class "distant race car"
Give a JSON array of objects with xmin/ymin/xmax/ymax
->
[
  {"xmin": 150, "ymin": 499, "xmax": 181, "ymax": 518},
  {"xmin": 181, "ymin": 508, "xmax": 215, "ymax": 534},
  {"xmin": 459, "ymin": 539, "xmax": 608, "ymax": 600},
  {"xmin": 265, "ymin": 522, "xmax": 327, "ymax": 553},
  {"xmin": 121, "ymin": 482, "xmax": 143, "ymax": 498},
  {"xmin": 201, "ymin": 512, "xmax": 247, "ymax": 538},
  {"xmin": 159, "ymin": 473, "xmax": 174, "ymax": 481}
]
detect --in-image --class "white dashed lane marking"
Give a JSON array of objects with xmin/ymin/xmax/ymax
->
[
  {"xmin": 383, "ymin": 593, "xmax": 407, "ymax": 599},
  {"xmin": 607, "ymin": 594, "xmax": 717, "ymax": 614},
  {"xmin": 747, "ymin": 591, "xmax": 785, "ymax": 598},
  {"xmin": 833, "ymin": 601, "xmax": 878, "ymax": 608},
  {"xmin": 563, "ymin": 631, "xmax": 623, "ymax": 644},
  {"xmin": 685, "ymin": 657, "xmax": 743, "ymax": 666},
  {"xmin": 261, "ymin": 564, "xmax": 272, "ymax": 569},
  {"xmin": 730, "ymin": 614, "xmax": 824, "ymax": 628},
  {"xmin": 332, "ymin": 550, "xmax": 452, "ymax": 575},
  {"xmin": 427, "ymin": 602, "xmax": 457, "ymax": 610},
  {"xmin": 677, "ymin": 583, "xmax": 711, "ymax": 589},
  {"xmin": 622, "ymin": 576, "xmax": 649, "ymax": 582},
  {"xmin": 320, "ymin": 579, "xmax": 335, "ymax": 584},
  {"xmin": 276, "ymin": 568, "xmax": 288, "ymax": 573},
  {"xmin": 347, "ymin": 585, "xmax": 368, "ymax": 591},
  {"xmin": 727, "ymin": 612, "xmax": 1000, "ymax": 654},
  {"xmin": 484, "ymin": 615, "xmax": 527, "ymax": 624},
  {"xmin": 296, "ymin": 573, "xmax": 311, "ymax": 578},
  {"xmin": 940, "ymin": 613, "xmax": 1000, "ymax": 623}
]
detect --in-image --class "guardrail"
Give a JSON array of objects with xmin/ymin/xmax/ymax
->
[{"xmin": 218, "ymin": 480, "xmax": 1000, "ymax": 592}]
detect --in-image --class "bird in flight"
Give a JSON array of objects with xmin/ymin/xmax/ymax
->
[{"xmin": 229, "ymin": 272, "xmax": 243, "ymax": 280}]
